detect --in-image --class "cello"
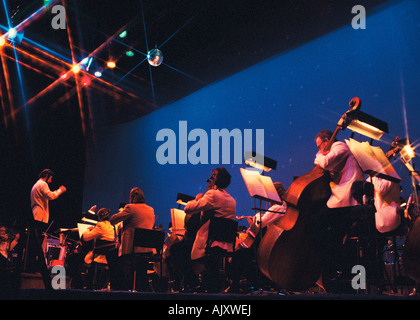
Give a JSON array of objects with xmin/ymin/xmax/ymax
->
[{"xmin": 257, "ymin": 97, "xmax": 362, "ymax": 291}]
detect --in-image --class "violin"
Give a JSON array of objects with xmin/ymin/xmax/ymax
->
[{"xmin": 235, "ymin": 215, "xmax": 260, "ymax": 250}]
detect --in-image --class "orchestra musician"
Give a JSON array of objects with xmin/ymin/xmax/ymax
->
[
  {"xmin": 0, "ymin": 224, "xmax": 20, "ymax": 288},
  {"xmin": 164, "ymin": 208, "xmax": 201, "ymax": 292},
  {"xmin": 81, "ymin": 208, "xmax": 116, "ymax": 289},
  {"xmin": 312, "ymin": 129, "xmax": 367, "ymax": 292},
  {"xmin": 110, "ymin": 187, "xmax": 155, "ymax": 291},
  {"xmin": 226, "ymin": 182, "xmax": 287, "ymax": 293},
  {"xmin": 183, "ymin": 167, "xmax": 236, "ymax": 293}
]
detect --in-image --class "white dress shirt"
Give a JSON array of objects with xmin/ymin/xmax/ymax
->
[
  {"xmin": 30, "ymin": 179, "xmax": 64, "ymax": 223},
  {"xmin": 315, "ymin": 141, "xmax": 364, "ymax": 208},
  {"xmin": 184, "ymin": 188, "xmax": 236, "ymax": 260},
  {"xmin": 371, "ymin": 176, "xmax": 401, "ymax": 233},
  {"xmin": 252, "ymin": 202, "xmax": 287, "ymax": 228}
]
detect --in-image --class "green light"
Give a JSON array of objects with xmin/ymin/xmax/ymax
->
[
  {"xmin": 125, "ymin": 50, "xmax": 134, "ymax": 57},
  {"xmin": 119, "ymin": 30, "xmax": 127, "ymax": 38}
]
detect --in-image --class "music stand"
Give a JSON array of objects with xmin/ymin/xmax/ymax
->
[
  {"xmin": 170, "ymin": 208, "xmax": 186, "ymax": 237},
  {"xmin": 240, "ymin": 167, "xmax": 283, "ymax": 293},
  {"xmin": 346, "ymin": 138, "xmax": 401, "ymax": 183}
]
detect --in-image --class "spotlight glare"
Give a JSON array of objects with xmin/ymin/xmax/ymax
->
[
  {"xmin": 107, "ymin": 61, "xmax": 116, "ymax": 69},
  {"xmin": 0, "ymin": 37, "xmax": 5, "ymax": 46},
  {"xmin": 94, "ymin": 71, "xmax": 102, "ymax": 77},
  {"xmin": 72, "ymin": 64, "xmax": 81, "ymax": 73},
  {"xmin": 8, "ymin": 28, "xmax": 17, "ymax": 40}
]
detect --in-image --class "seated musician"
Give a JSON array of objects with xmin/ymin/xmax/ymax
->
[
  {"xmin": 79, "ymin": 208, "xmax": 115, "ymax": 289},
  {"xmin": 110, "ymin": 187, "xmax": 155, "ymax": 291},
  {"xmin": 183, "ymin": 167, "xmax": 236, "ymax": 293},
  {"xmin": 226, "ymin": 182, "xmax": 287, "ymax": 293},
  {"xmin": 165, "ymin": 210, "xmax": 201, "ymax": 292},
  {"xmin": 242, "ymin": 182, "xmax": 287, "ymax": 232},
  {"xmin": 82, "ymin": 208, "xmax": 115, "ymax": 264},
  {"xmin": 0, "ymin": 224, "xmax": 20, "ymax": 289}
]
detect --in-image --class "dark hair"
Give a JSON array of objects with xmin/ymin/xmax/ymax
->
[
  {"xmin": 130, "ymin": 187, "xmax": 145, "ymax": 204},
  {"xmin": 39, "ymin": 169, "xmax": 54, "ymax": 179},
  {"xmin": 97, "ymin": 208, "xmax": 111, "ymax": 221},
  {"xmin": 213, "ymin": 167, "xmax": 231, "ymax": 189},
  {"xmin": 315, "ymin": 129, "xmax": 336, "ymax": 143}
]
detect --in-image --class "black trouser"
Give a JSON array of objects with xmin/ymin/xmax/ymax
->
[
  {"xmin": 24, "ymin": 220, "xmax": 48, "ymax": 273},
  {"xmin": 167, "ymin": 240, "xmax": 199, "ymax": 290},
  {"xmin": 311, "ymin": 205, "xmax": 377, "ymax": 291},
  {"xmin": 228, "ymin": 246, "xmax": 255, "ymax": 289},
  {"xmin": 201, "ymin": 246, "xmax": 229, "ymax": 293}
]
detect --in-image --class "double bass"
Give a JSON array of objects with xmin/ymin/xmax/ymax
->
[{"xmin": 257, "ymin": 97, "xmax": 362, "ymax": 291}]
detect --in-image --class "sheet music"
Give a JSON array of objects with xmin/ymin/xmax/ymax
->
[
  {"xmin": 170, "ymin": 208, "xmax": 186, "ymax": 236},
  {"xmin": 346, "ymin": 138, "xmax": 401, "ymax": 183},
  {"xmin": 240, "ymin": 168, "xmax": 281, "ymax": 204},
  {"xmin": 77, "ymin": 223, "xmax": 92, "ymax": 238}
]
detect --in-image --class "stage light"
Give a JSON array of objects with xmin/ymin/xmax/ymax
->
[
  {"xmin": 119, "ymin": 30, "xmax": 127, "ymax": 38},
  {"xmin": 398, "ymin": 139, "xmax": 416, "ymax": 163},
  {"xmin": 94, "ymin": 71, "xmax": 102, "ymax": 77},
  {"xmin": 176, "ymin": 193, "xmax": 194, "ymax": 206},
  {"xmin": 0, "ymin": 37, "xmax": 5, "ymax": 46},
  {"xmin": 107, "ymin": 61, "xmax": 116, "ymax": 68},
  {"xmin": 244, "ymin": 151, "xmax": 277, "ymax": 173},
  {"xmin": 126, "ymin": 50, "xmax": 134, "ymax": 57},
  {"xmin": 7, "ymin": 28, "xmax": 17, "ymax": 40},
  {"xmin": 8, "ymin": 28, "xmax": 17, "ymax": 40},
  {"xmin": 346, "ymin": 110, "xmax": 388, "ymax": 141},
  {"xmin": 147, "ymin": 49, "xmax": 163, "ymax": 67},
  {"xmin": 72, "ymin": 64, "xmax": 80, "ymax": 73},
  {"xmin": 60, "ymin": 72, "xmax": 69, "ymax": 80},
  {"xmin": 88, "ymin": 205, "xmax": 97, "ymax": 215}
]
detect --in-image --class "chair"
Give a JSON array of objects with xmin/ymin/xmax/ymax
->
[
  {"xmin": 90, "ymin": 239, "xmax": 116, "ymax": 290},
  {"xmin": 207, "ymin": 217, "xmax": 238, "ymax": 246},
  {"xmin": 130, "ymin": 228, "xmax": 165, "ymax": 291},
  {"xmin": 206, "ymin": 217, "xmax": 238, "ymax": 290}
]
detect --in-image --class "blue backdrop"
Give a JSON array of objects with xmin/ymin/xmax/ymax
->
[{"xmin": 83, "ymin": 0, "xmax": 420, "ymax": 230}]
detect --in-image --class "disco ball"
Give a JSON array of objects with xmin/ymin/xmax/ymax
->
[{"xmin": 147, "ymin": 49, "xmax": 163, "ymax": 67}]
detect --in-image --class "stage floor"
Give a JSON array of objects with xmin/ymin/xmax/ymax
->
[{"xmin": 1, "ymin": 288, "xmax": 418, "ymax": 301}]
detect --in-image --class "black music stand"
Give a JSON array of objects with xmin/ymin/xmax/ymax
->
[{"xmin": 240, "ymin": 167, "xmax": 283, "ymax": 294}]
